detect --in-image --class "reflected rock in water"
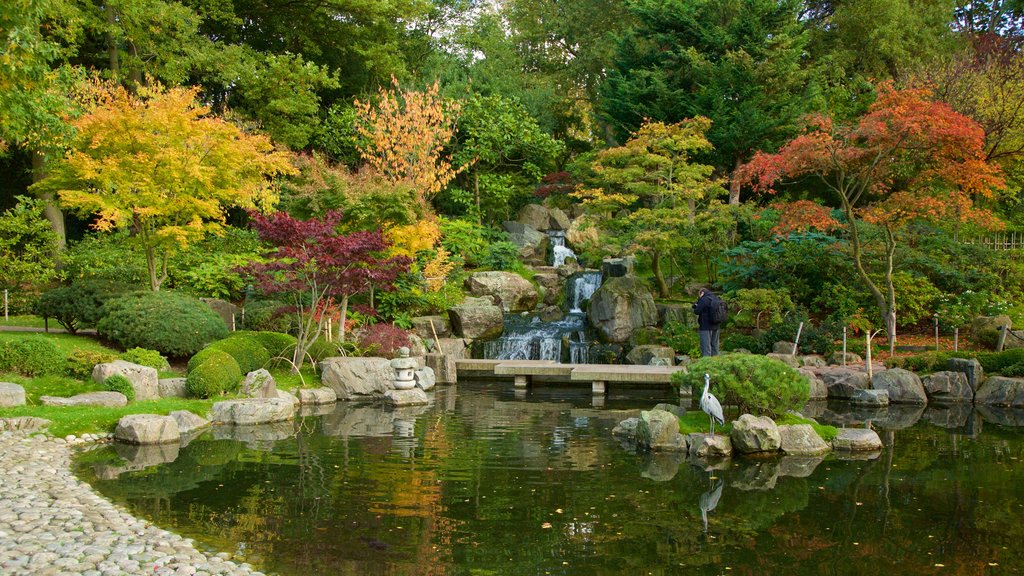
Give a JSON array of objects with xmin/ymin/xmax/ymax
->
[
  {"xmin": 212, "ymin": 421, "xmax": 295, "ymax": 450},
  {"xmin": 298, "ymin": 402, "xmax": 337, "ymax": 418},
  {"xmin": 871, "ymin": 404, "xmax": 925, "ymax": 430},
  {"xmin": 778, "ymin": 425, "xmax": 831, "ymax": 456},
  {"xmin": 640, "ymin": 452, "xmax": 685, "ymax": 481},
  {"xmin": 687, "ymin": 455, "xmax": 732, "ymax": 472},
  {"xmin": 922, "ymin": 403, "xmax": 973, "ymax": 429},
  {"xmin": 730, "ymin": 459, "xmax": 780, "ymax": 491},
  {"xmin": 777, "ymin": 455, "xmax": 826, "ymax": 478},
  {"xmin": 321, "ymin": 402, "xmax": 429, "ymax": 438},
  {"xmin": 699, "ymin": 478, "xmax": 724, "ymax": 532},
  {"xmin": 976, "ymin": 404, "xmax": 1024, "ymax": 427},
  {"xmin": 833, "ymin": 449, "xmax": 882, "ymax": 461},
  {"xmin": 94, "ymin": 441, "xmax": 180, "ymax": 480},
  {"xmin": 797, "ymin": 400, "xmax": 827, "ymax": 419}
]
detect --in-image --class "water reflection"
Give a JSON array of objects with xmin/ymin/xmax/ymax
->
[{"xmin": 76, "ymin": 385, "xmax": 1024, "ymax": 576}]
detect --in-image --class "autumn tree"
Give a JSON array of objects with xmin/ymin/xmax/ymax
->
[
  {"xmin": 32, "ymin": 83, "xmax": 295, "ymax": 291},
  {"xmin": 245, "ymin": 210, "xmax": 410, "ymax": 371},
  {"xmin": 738, "ymin": 84, "xmax": 1004, "ymax": 351},
  {"xmin": 354, "ymin": 79, "xmax": 466, "ymax": 210}
]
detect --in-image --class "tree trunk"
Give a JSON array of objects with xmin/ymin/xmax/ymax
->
[
  {"xmin": 336, "ymin": 294, "xmax": 349, "ymax": 342},
  {"xmin": 883, "ymin": 226, "xmax": 898, "ymax": 355},
  {"xmin": 106, "ymin": 5, "xmax": 120, "ymax": 82},
  {"xmin": 474, "ymin": 171, "xmax": 481, "ymax": 226},
  {"xmin": 651, "ymin": 250, "xmax": 669, "ymax": 298},
  {"xmin": 31, "ymin": 150, "xmax": 65, "ymax": 249},
  {"xmin": 843, "ymin": 200, "xmax": 888, "ymax": 334},
  {"xmin": 729, "ymin": 156, "xmax": 743, "ymax": 205}
]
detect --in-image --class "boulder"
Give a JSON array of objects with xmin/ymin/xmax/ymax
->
[
  {"xmin": 0, "ymin": 382, "xmax": 26, "ymax": 407},
  {"xmin": 637, "ymin": 409, "xmax": 687, "ymax": 451},
  {"xmin": 533, "ymin": 273, "xmax": 563, "ymax": 306},
  {"xmin": 157, "ymin": 378, "xmax": 187, "ymax": 398},
  {"xmin": 828, "ymin": 351, "xmax": 863, "ymax": 366},
  {"xmin": 448, "ymin": 299, "xmax": 504, "ymax": 339},
  {"xmin": 410, "ymin": 315, "xmax": 451, "ymax": 340},
  {"xmin": 652, "ymin": 403, "xmax": 687, "ymax": 419},
  {"xmin": 200, "ymin": 298, "xmax": 241, "ymax": 329},
  {"xmin": 588, "ymin": 275, "xmax": 658, "ymax": 343},
  {"xmin": 296, "ymin": 387, "xmax": 338, "ymax": 405},
  {"xmin": 320, "ymin": 357, "xmax": 393, "ymax": 400},
  {"xmin": 548, "ymin": 207, "xmax": 571, "ymax": 231},
  {"xmin": 464, "ymin": 271, "xmax": 539, "ymax": 312},
  {"xmin": 947, "ymin": 358, "xmax": 984, "ymax": 392},
  {"xmin": 819, "ymin": 367, "xmax": 870, "ymax": 399},
  {"xmin": 517, "ymin": 203, "xmax": 552, "ymax": 231},
  {"xmin": 778, "ymin": 424, "xmax": 831, "ymax": 456},
  {"xmin": 425, "ymin": 353, "xmax": 457, "ymax": 384},
  {"xmin": 1006, "ymin": 329, "xmax": 1024, "ymax": 350},
  {"xmin": 871, "ymin": 368, "xmax": 927, "ymax": 404},
  {"xmin": 687, "ymin": 433, "xmax": 733, "ymax": 458},
  {"xmin": 169, "ymin": 410, "xmax": 209, "ymax": 435},
  {"xmin": 114, "ymin": 414, "xmax": 180, "ymax": 445},
  {"xmin": 415, "ymin": 366, "xmax": 436, "ymax": 390},
  {"xmin": 41, "ymin": 391, "xmax": 127, "ymax": 407},
  {"xmin": 383, "ymin": 388, "xmax": 430, "ymax": 407},
  {"xmin": 832, "ymin": 428, "xmax": 883, "ymax": 451},
  {"xmin": 797, "ymin": 368, "xmax": 828, "ymax": 400},
  {"xmin": 972, "ymin": 314, "xmax": 1012, "ymax": 348},
  {"xmin": 851, "ymin": 389, "xmax": 890, "ymax": 406},
  {"xmin": 502, "ymin": 221, "xmax": 549, "ymax": 265},
  {"xmin": 657, "ymin": 303, "xmax": 691, "ymax": 327},
  {"xmin": 434, "ymin": 338, "xmax": 469, "ymax": 359},
  {"xmin": 536, "ymin": 305, "xmax": 564, "ymax": 322},
  {"xmin": 0, "ymin": 417, "xmax": 51, "ymax": 432},
  {"xmin": 612, "ymin": 417, "xmax": 640, "ymax": 439},
  {"xmin": 773, "ymin": 341, "xmax": 797, "ymax": 355},
  {"xmin": 765, "ymin": 353, "xmax": 800, "ymax": 368},
  {"xmin": 210, "ymin": 398, "xmax": 296, "ymax": 425},
  {"xmin": 730, "ymin": 414, "xmax": 782, "ymax": 454},
  {"xmin": 626, "ymin": 345, "xmax": 675, "ymax": 366},
  {"xmin": 275, "ymin": 389, "xmax": 300, "ymax": 406},
  {"xmin": 800, "ymin": 355, "xmax": 828, "ymax": 369},
  {"xmin": 241, "ymin": 369, "xmax": 278, "ymax": 398},
  {"xmin": 407, "ymin": 334, "xmax": 429, "ymax": 358},
  {"xmin": 92, "ymin": 360, "xmax": 159, "ymax": 401},
  {"xmin": 600, "ymin": 257, "xmax": 635, "ymax": 278},
  {"xmin": 975, "ymin": 376, "xmax": 1024, "ymax": 407},
  {"xmin": 922, "ymin": 371, "xmax": 974, "ymax": 403}
]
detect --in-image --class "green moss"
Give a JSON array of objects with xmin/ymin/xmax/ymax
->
[
  {"xmin": 677, "ymin": 410, "xmax": 734, "ymax": 435},
  {"xmin": 775, "ymin": 413, "xmax": 838, "ymax": 442},
  {"xmin": 0, "ymin": 398, "xmax": 216, "ymax": 437},
  {"xmin": 102, "ymin": 374, "xmax": 135, "ymax": 402}
]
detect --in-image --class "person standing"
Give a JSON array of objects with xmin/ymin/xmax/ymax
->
[{"xmin": 692, "ymin": 288, "xmax": 722, "ymax": 357}]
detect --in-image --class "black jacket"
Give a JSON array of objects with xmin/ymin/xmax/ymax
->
[{"xmin": 692, "ymin": 292, "xmax": 720, "ymax": 330}]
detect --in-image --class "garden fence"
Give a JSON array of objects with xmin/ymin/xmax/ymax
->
[{"xmin": 964, "ymin": 231, "xmax": 1024, "ymax": 250}]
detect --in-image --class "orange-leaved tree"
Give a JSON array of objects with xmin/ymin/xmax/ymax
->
[
  {"xmin": 32, "ymin": 82, "xmax": 295, "ymax": 291},
  {"xmin": 738, "ymin": 83, "xmax": 1005, "ymax": 351},
  {"xmin": 354, "ymin": 78, "xmax": 466, "ymax": 211}
]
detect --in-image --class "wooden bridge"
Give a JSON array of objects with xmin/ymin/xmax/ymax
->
[{"xmin": 454, "ymin": 359, "xmax": 688, "ymax": 396}]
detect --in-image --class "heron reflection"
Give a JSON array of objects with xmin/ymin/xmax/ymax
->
[{"xmin": 699, "ymin": 477, "xmax": 724, "ymax": 533}]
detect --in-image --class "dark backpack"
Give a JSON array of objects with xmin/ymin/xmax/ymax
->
[{"xmin": 710, "ymin": 295, "xmax": 728, "ymax": 325}]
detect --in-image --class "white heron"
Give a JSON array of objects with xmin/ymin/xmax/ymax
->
[{"xmin": 700, "ymin": 373, "xmax": 724, "ymax": 435}]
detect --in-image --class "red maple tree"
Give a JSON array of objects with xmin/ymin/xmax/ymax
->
[
  {"xmin": 245, "ymin": 210, "xmax": 410, "ymax": 371},
  {"xmin": 738, "ymin": 83, "xmax": 1004, "ymax": 350}
]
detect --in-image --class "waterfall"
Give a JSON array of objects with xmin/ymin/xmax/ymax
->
[
  {"xmin": 547, "ymin": 230, "xmax": 577, "ymax": 267},
  {"xmin": 567, "ymin": 271, "xmax": 602, "ymax": 314}
]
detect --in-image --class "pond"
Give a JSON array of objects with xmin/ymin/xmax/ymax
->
[{"xmin": 76, "ymin": 384, "xmax": 1024, "ymax": 575}]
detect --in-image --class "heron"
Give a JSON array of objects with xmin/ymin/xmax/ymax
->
[
  {"xmin": 700, "ymin": 373, "xmax": 724, "ymax": 435},
  {"xmin": 698, "ymin": 477, "xmax": 724, "ymax": 533}
]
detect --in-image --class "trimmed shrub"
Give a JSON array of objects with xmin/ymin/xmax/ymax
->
[
  {"xmin": 187, "ymin": 346, "xmax": 222, "ymax": 373},
  {"xmin": 185, "ymin": 350, "xmax": 242, "ymax": 398},
  {"xmin": 0, "ymin": 337, "xmax": 66, "ymax": 377},
  {"xmin": 722, "ymin": 333, "xmax": 760, "ymax": 353},
  {"xmin": 97, "ymin": 291, "xmax": 228, "ymax": 357},
  {"xmin": 208, "ymin": 335, "xmax": 271, "ymax": 374},
  {"xmin": 672, "ymin": 354, "xmax": 809, "ymax": 417},
  {"xmin": 885, "ymin": 351, "xmax": 954, "ymax": 373},
  {"xmin": 253, "ymin": 331, "xmax": 297, "ymax": 360},
  {"xmin": 1002, "ymin": 362, "xmax": 1024, "ymax": 377},
  {"xmin": 281, "ymin": 338, "xmax": 340, "ymax": 367},
  {"xmin": 242, "ymin": 300, "xmax": 295, "ymax": 333},
  {"xmin": 33, "ymin": 279, "xmax": 128, "ymax": 334},
  {"xmin": 976, "ymin": 349, "xmax": 1024, "ymax": 374},
  {"xmin": 356, "ymin": 323, "xmax": 411, "ymax": 357},
  {"xmin": 119, "ymin": 347, "xmax": 170, "ymax": 371},
  {"xmin": 659, "ymin": 321, "xmax": 701, "ymax": 357},
  {"xmin": 67, "ymin": 349, "xmax": 118, "ymax": 379},
  {"xmin": 103, "ymin": 374, "xmax": 136, "ymax": 402}
]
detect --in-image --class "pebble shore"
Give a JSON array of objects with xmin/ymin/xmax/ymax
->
[{"xmin": 0, "ymin": 431, "xmax": 267, "ymax": 576}]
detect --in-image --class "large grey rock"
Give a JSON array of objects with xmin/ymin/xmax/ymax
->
[
  {"xmin": 948, "ymin": 358, "xmax": 984, "ymax": 392},
  {"xmin": 687, "ymin": 433, "xmax": 733, "ymax": 458},
  {"xmin": 114, "ymin": 414, "xmax": 180, "ymax": 445},
  {"xmin": 548, "ymin": 207, "xmax": 571, "ymax": 231},
  {"xmin": 92, "ymin": 360, "xmax": 159, "ymax": 401},
  {"xmin": 200, "ymin": 297, "xmax": 241, "ymax": 329},
  {"xmin": 241, "ymin": 369, "xmax": 278, "ymax": 398},
  {"xmin": 320, "ymin": 357, "xmax": 394, "ymax": 400},
  {"xmin": 0, "ymin": 382, "xmax": 26, "ymax": 407},
  {"xmin": 819, "ymin": 368, "xmax": 871, "ymax": 399},
  {"xmin": 425, "ymin": 353, "xmax": 458, "ymax": 384},
  {"xmin": 975, "ymin": 376, "xmax": 1024, "ymax": 407},
  {"xmin": 0, "ymin": 417, "xmax": 51, "ymax": 432},
  {"xmin": 832, "ymin": 428, "xmax": 883, "ymax": 451},
  {"xmin": 600, "ymin": 257, "xmax": 635, "ymax": 278},
  {"xmin": 637, "ymin": 409, "xmax": 687, "ymax": 451},
  {"xmin": 169, "ymin": 410, "xmax": 209, "ymax": 435},
  {"xmin": 517, "ymin": 203, "xmax": 552, "ymax": 231},
  {"xmin": 210, "ymin": 398, "xmax": 296, "ymax": 425},
  {"xmin": 922, "ymin": 371, "xmax": 974, "ymax": 403},
  {"xmin": 871, "ymin": 368, "xmax": 927, "ymax": 404},
  {"xmin": 158, "ymin": 378, "xmax": 187, "ymax": 398},
  {"xmin": 588, "ymin": 275, "xmax": 658, "ymax": 343},
  {"xmin": 297, "ymin": 387, "xmax": 338, "ymax": 405},
  {"xmin": 434, "ymin": 338, "xmax": 469, "ymax": 359},
  {"xmin": 464, "ymin": 271, "xmax": 539, "ymax": 312},
  {"xmin": 415, "ymin": 366, "xmax": 436, "ymax": 390},
  {"xmin": 851, "ymin": 389, "xmax": 890, "ymax": 406},
  {"xmin": 773, "ymin": 341, "xmax": 797, "ymax": 355},
  {"xmin": 533, "ymin": 273, "xmax": 563, "ymax": 306},
  {"xmin": 765, "ymin": 353, "xmax": 799, "ymax": 368},
  {"xmin": 612, "ymin": 417, "xmax": 640, "ymax": 439},
  {"xmin": 797, "ymin": 368, "xmax": 828, "ymax": 400},
  {"xmin": 972, "ymin": 314, "xmax": 1011, "ymax": 348},
  {"xmin": 41, "ymin": 391, "xmax": 127, "ymax": 407},
  {"xmin": 502, "ymin": 221, "xmax": 549, "ymax": 265},
  {"xmin": 383, "ymin": 388, "xmax": 430, "ymax": 407},
  {"xmin": 657, "ymin": 303, "xmax": 691, "ymax": 327},
  {"xmin": 448, "ymin": 299, "xmax": 504, "ymax": 339},
  {"xmin": 275, "ymin": 389, "xmax": 300, "ymax": 406},
  {"xmin": 410, "ymin": 315, "xmax": 451, "ymax": 339},
  {"xmin": 730, "ymin": 414, "xmax": 782, "ymax": 454},
  {"xmin": 800, "ymin": 355, "xmax": 828, "ymax": 369},
  {"xmin": 778, "ymin": 424, "xmax": 831, "ymax": 456},
  {"xmin": 626, "ymin": 345, "xmax": 675, "ymax": 366},
  {"xmin": 828, "ymin": 351, "xmax": 863, "ymax": 365}
]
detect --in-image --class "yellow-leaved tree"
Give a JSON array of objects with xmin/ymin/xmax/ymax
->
[{"xmin": 32, "ymin": 82, "xmax": 295, "ymax": 291}]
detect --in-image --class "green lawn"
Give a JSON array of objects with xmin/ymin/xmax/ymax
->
[
  {"xmin": 678, "ymin": 410, "xmax": 838, "ymax": 441},
  {"xmin": 0, "ymin": 398, "xmax": 218, "ymax": 437},
  {"xmin": 0, "ymin": 331, "xmax": 117, "ymax": 355},
  {"xmin": 0, "ymin": 314, "xmax": 48, "ymax": 329}
]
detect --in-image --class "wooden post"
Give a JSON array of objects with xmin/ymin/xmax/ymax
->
[
  {"xmin": 3, "ymin": 289, "xmax": 6, "ymax": 321},
  {"xmin": 792, "ymin": 322, "xmax": 804, "ymax": 356},
  {"xmin": 954, "ymin": 327, "xmax": 959, "ymax": 352},
  {"xmin": 326, "ymin": 317, "xmax": 333, "ymax": 342},
  {"xmin": 866, "ymin": 332, "xmax": 873, "ymax": 380},
  {"xmin": 231, "ymin": 313, "xmax": 236, "ymax": 332},
  {"xmin": 842, "ymin": 326, "xmax": 847, "ymax": 367},
  {"xmin": 997, "ymin": 325, "xmax": 1008, "ymax": 352},
  {"xmin": 934, "ymin": 315, "xmax": 939, "ymax": 351}
]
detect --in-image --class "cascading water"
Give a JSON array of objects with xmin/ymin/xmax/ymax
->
[
  {"xmin": 548, "ymin": 230, "xmax": 577, "ymax": 267},
  {"xmin": 481, "ymin": 271, "xmax": 602, "ymax": 363}
]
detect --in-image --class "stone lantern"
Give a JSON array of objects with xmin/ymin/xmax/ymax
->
[{"xmin": 390, "ymin": 347, "xmax": 417, "ymax": 390}]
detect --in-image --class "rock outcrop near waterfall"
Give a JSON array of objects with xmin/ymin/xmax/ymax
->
[
  {"xmin": 587, "ymin": 275, "xmax": 658, "ymax": 343},
  {"xmin": 464, "ymin": 271, "xmax": 539, "ymax": 312}
]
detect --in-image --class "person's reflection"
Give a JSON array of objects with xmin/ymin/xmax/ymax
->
[{"xmin": 699, "ymin": 477, "xmax": 724, "ymax": 533}]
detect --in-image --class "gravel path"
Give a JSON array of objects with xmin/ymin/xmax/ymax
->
[{"xmin": 0, "ymin": 432, "xmax": 266, "ymax": 576}]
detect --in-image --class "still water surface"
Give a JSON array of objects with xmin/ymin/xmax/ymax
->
[{"xmin": 76, "ymin": 383, "xmax": 1024, "ymax": 575}]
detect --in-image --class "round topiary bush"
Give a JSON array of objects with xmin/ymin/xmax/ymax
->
[
  {"xmin": 119, "ymin": 347, "xmax": 170, "ymax": 371},
  {"xmin": 672, "ymin": 354, "xmax": 809, "ymax": 417},
  {"xmin": 185, "ymin": 350, "xmax": 242, "ymax": 398},
  {"xmin": 103, "ymin": 374, "xmax": 136, "ymax": 402},
  {"xmin": 242, "ymin": 300, "xmax": 295, "ymax": 333},
  {"xmin": 208, "ymin": 335, "xmax": 271, "ymax": 374},
  {"xmin": 97, "ymin": 291, "xmax": 228, "ymax": 357},
  {"xmin": 0, "ymin": 337, "xmax": 66, "ymax": 377},
  {"xmin": 252, "ymin": 331, "xmax": 297, "ymax": 361},
  {"xmin": 66, "ymin": 349, "xmax": 118, "ymax": 379}
]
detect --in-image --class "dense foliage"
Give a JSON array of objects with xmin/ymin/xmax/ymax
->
[
  {"xmin": 0, "ymin": 337, "xmax": 66, "ymax": 377},
  {"xmin": 672, "ymin": 354, "xmax": 810, "ymax": 417},
  {"xmin": 97, "ymin": 292, "xmax": 228, "ymax": 357}
]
